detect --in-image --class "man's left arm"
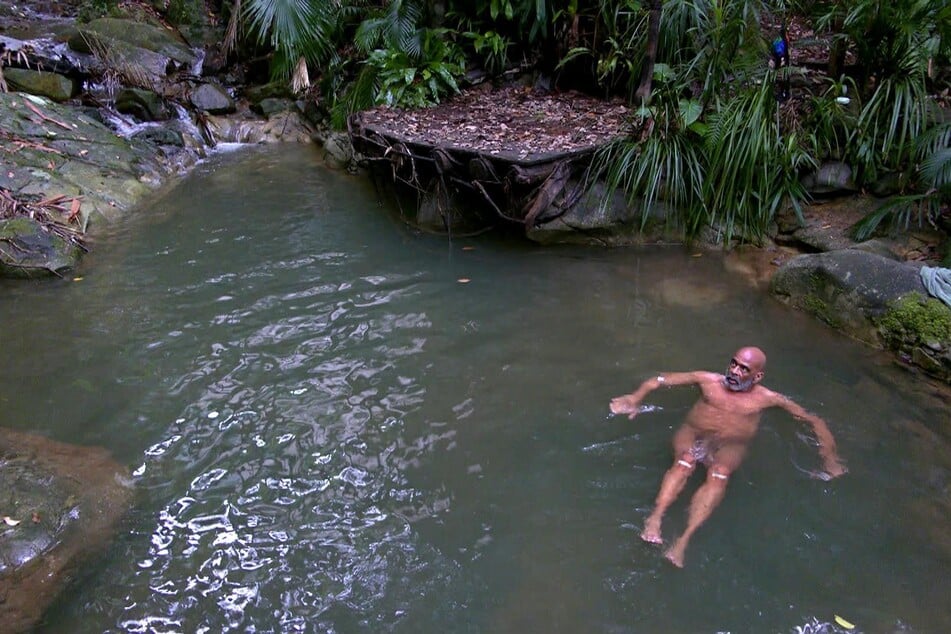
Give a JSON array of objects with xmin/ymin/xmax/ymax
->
[{"xmin": 775, "ymin": 394, "xmax": 847, "ymax": 479}]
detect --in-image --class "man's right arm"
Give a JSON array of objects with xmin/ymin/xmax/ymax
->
[{"xmin": 610, "ymin": 371, "xmax": 711, "ymax": 419}]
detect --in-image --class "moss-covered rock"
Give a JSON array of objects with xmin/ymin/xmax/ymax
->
[
  {"xmin": 771, "ymin": 249, "xmax": 928, "ymax": 344},
  {"xmin": 876, "ymin": 294, "xmax": 951, "ymax": 382},
  {"xmin": 0, "ymin": 217, "xmax": 81, "ymax": 277},
  {"xmin": 2, "ymin": 68, "xmax": 79, "ymax": 102},
  {"xmin": 878, "ymin": 294, "xmax": 951, "ymax": 344}
]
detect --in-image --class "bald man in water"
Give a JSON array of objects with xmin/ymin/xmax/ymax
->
[{"xmin": 609, "ymin": 346, "xmax": 846, "ymax": 567}]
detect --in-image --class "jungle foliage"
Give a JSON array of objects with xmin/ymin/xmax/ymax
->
[{"xmin": 226, "ymin": 0, "xmax": 949, "ymax": 242}]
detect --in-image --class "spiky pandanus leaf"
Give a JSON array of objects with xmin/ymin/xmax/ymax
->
[
  {"xmin": 852, "ymin": 121, "xmax": 951, "ymax": 240},
  {"xmin": 587, "ymin": 69, "xmax": 707, "ymax": 234},
  {"xmin": 703, "ymin": 78, "xmax": 815, "ymax": 242}
]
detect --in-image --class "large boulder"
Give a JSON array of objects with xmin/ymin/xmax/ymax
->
[
  {"xmin": 68, "ymin": 17, "xmax": 197, "ymax": 73},
  {"xmin": 0, "ymin": 427, "xmax": 133, "ymax": 633},
  {"xmin": 770, "ymin": 249, "xmax": 928, "ymax": 344},
  {"xmin": 0, "ymin": 92, "xmax": 174, "ymax": 231},
  {"xmin": 801, "ymin": 161, "xmax": 859, "ymax": 195},
  {"xmin": 528, "ymin": 181, "xmax": 680, "ymax": 245},
  {"xmin": 1, "ymin": 68, "xmax": 79, "ymax": 102}
]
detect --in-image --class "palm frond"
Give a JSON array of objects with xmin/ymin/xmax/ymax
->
[{"xmin": 243, "ymin": 0, "xmax": 337, "ymax": 79}]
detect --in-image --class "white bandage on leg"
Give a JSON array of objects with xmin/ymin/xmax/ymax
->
[
  {"xmin": 677, "ymin": 459, "xmax": 693, "ymax": 469},
  {"xmin": 711, "ymin": 471, "xmax": 729, "ymax": 480}
]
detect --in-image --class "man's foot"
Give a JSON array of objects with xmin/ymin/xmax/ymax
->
[
  {"xmin": 664, "ymin": 540, "xmax": 687, "ymax": 568},
  {"xmin": 640, "ymin": 517, "xmax": 663, "ymax": 544}
]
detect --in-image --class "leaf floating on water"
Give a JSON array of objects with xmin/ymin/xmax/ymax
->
[
  {"xmin": 73, "ymin": 276, "xmax": 84, "ymax": 282},
  {"xmin": 457, "ymin": 278, "xmax": 471, "ymax": 284},
  {"xmin": 462, "ymin": 246, "xmax": 475, "ymax": 251},
  {"xmin": 834, "ymin": 615, "xmax": 855, "ymax": 629},
  {"xmin": 2, "ymin": 516, "xmax": 21, "ymax": 526}
]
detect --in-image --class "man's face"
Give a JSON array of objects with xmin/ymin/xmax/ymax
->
[{"xmin": 724, "ymin": 357, "xmax": 758, "ymax": 392}]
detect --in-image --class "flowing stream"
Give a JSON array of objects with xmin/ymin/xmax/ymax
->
[{"xmin": 1, "ymin": 144, "xmax": 949, "ymax": 633}]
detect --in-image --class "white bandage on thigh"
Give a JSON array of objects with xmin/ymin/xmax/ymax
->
[
  {"xmin": 711, "ymin": 471, "xmax": 729, "ymax": 480},
  {"xmin": 677, "ymin": 459, "xmax": 693, "ymax": 468}
]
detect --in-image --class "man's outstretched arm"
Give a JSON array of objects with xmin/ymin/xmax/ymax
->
[
  {"xmin": 776, "ymin": 395, "xmax": 847, "ymax": 478},
  {"xmin": 610, "ymin": 371, "xmax": 713, "ymax": 419}
]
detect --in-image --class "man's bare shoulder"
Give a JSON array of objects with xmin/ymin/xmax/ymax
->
[
  {"xmin": 750, "ymin": 384, "xmax": 789, "ymax": 405},
  {"xmin": 694, "ymin": 371, "xmax": 725, "ymax": 383}
]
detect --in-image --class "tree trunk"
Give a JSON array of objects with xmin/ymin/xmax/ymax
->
[
  {"xmin": 634, "ymin": 0, "xmax": 662, "ymax": 105},
  {"xmin": 827, "ymin": 16, "xmax": 847, "ymax": 80}
]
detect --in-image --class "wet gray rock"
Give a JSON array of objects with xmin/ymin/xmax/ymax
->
[
  {"xmin": 190, "ymin": 81, "xmax": 235, "ymax": 114},
  {"xmin": 115, "ymin": 87, "xmax": 171, "ymax": 121},
  {"xmin": 68, "ymin": 17, "xmax": 197, "ymax": 79},
  {"xmin": 131, "ymin": 125, "xmax": 185, "ymax": 147},
  {"xmin": 528, "ymin": 181, "xmax": 678, "ymax": 245},
  {"xmin": 1, "ymin": 68, "xmax": 78, "ymax": 102},
  {"xmin": 0, "ymin": 427, "xmax": 133, "ymax": 634},
  {"xmin": 322, "ymin": 131, "xmax": 355, "ymax": 170},
  {"xmin": 0, "ymin": 217, "xmax": 82, "ymax": 277},
  {"xmin": 770, "ymin": 249, "xmax": 928, "ymax": 344},
  {"xmin": 802, "ymin": 161, "xmax": 858, "ymax": 195}
]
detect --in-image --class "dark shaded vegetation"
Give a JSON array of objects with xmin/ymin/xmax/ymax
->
[{"xmin": 69, "ymin": 0, "xmax": 949, "ymax": 245}]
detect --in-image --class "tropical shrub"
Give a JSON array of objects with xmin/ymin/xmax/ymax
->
[
  {"xmin": 365, "ymin": 28, "xmax": 466, "ymax": 108},
  {"xmin": 853, "ymin": 121, "xmax": 951, "ymax": 239},
  {"xmin": 587, "ymin": 64, "xmax": 706, "ymax": 232},
  {"xmin": 703, "ymin": 75, "xmax": 816, "ymax": 241}
]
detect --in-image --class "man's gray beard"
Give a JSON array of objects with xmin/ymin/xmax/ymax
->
[{"xmin": 724, "ymin": 374, "xmax": 754, "ymax": 392}]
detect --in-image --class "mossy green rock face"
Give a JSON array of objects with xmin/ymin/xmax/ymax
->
[
  {"xmin": 0, "ymin": 92, "xmax": 170, "ymax": 230},
  {"xmin": 69, "ymin": 17, "xmax": 196, "ymax": 66},
  {"xmin": 770, "ymin": 249, "xmax": 927, "ymax": 344},
  {"xmin": 877, "ymin": 294, "xmax": 951, "ymax": 382},
  {"xmin": 2, "ymin": 68, "xmax": 78, "ymax": 102},
  {"xmin": 0, "ymin": 217, "xmax": 81, "ymax": 277},
  {"xmin": 771, "ymin": 249, "xmax": 951, "ymax": 383},
  {"xmin": 880, "ymin": 295, "xmax": 951, "ymax": 344}
]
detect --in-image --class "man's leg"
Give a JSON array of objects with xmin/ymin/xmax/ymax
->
[
  {"xmin": 664, "ymin": 442, "xmax": 747, "ymax": 567},
  {"xmin": 664, "ymin": 464, "xmax": 729, "ymax": 567},
  {"xmin": 641, "ymin": 426, "xmax": 695, "ymax": 544}
]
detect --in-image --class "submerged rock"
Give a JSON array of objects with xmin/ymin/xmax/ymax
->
[{"xmin": 0, "ymin": 427, "xmax": 133, "ymax": 633}]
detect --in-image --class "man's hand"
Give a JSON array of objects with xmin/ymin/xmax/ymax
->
[
  {"xmin": 813, "ymin": 459, "xmax": 848, "ymax": 480},
  {"xmin": 610, "ymin": 395, "xmax": 642, "ymax": 419}
]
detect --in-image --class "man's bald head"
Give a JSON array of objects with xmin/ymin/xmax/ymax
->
[
  {"xmin": 724, "ymin": 346, "xmax": 767, "ymax": 392},
  {"xmin": 735, "ymin": 346, "xmax": 766, "ymax": 372}
]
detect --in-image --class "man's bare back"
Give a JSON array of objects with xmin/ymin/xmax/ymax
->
[{"xmin": 609, "ymin": 347, "xmax": 846, "ymax": 567}]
